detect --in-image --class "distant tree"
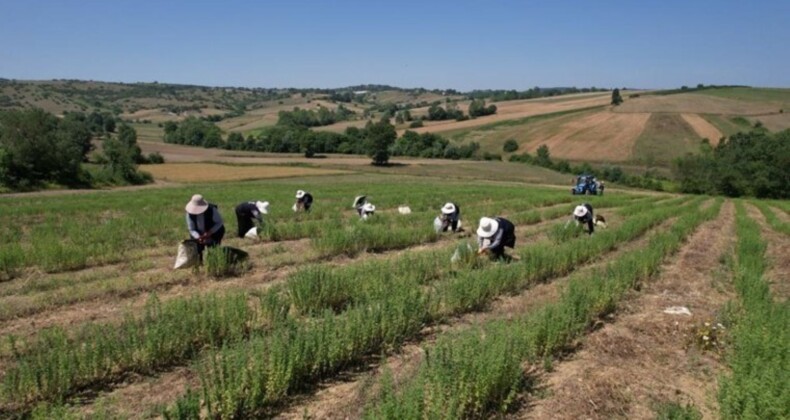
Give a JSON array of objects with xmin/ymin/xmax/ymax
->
[
  {"xmin": 395, "ymin": 113, "xmax": 405, "ymax": 124},
  {"xmin": 468, "ymin": 99, "xmax": 497, "ymax": 117},
  {"xmin": 403, "ymin": 109, "xmax": 413, "ymax": 121},
  {"xmin": 117, "ymin": 124, "xmax": 144, "ymax": 163},
  {"xmin": 534, "ymin": 144, "xmax": 553, "ymax": 168},
  {"xmin": 409, "ymin": 120, "xmax": 424, "ymax": 128},
  {"xmin": 365, "ymin": 119, "xmax": 396, "ymax": 165},
  {"xmin": 0, "ymin": 108, "xmax": 88, "ymax": 189},
  {"xmin": 611, "ymin": 88, "xmax": 623, "ymax": 106},
  {"xmin": 502, "ymin": 139, "xmax": 519, "ymax": 153}
]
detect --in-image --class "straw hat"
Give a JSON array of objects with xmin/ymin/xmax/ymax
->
[
  {"xmin": 296, "ymin": 190, "xmax": 306, "ymax": 199},
  {"xmin": 574, "ymin": 205, "xmax": 589, "ymax": 218},
  {"xmin": 256, "ymin": 201, "xmax": 269, "ymax": 214},
  {"xmin": 477, "ymin": 217, "xmax": 499, "ymax": 238},
  {"xmin": 362, "ymin": 203, "xmax": 376, "ymax": 213},
  {"xmin": 441, "ymin": 203, "xmax": 456, "ymax": 215},
  {"xmin": 353, "ymin": 195, "xmax": 367, "ymax": 208},
  {"xmin": 185, "ymin": 194, "xmax": 209, "ymax": 215}
]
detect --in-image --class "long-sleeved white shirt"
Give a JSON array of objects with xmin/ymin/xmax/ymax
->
[{"xmin": 186, "ymin": 210, "xmax": 224, "ymax": 239}]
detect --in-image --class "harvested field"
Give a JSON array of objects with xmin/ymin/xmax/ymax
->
[
  {"xmin": 615, "ymin": 92, "xmax": 780, "ymax": 115},
  {"xmin": 523, "ymin": 111, "xmax": 650, "ymax": 162},
  {"xmin": 139, "ymin": 163, "xmax": 349, "ymax": 182},
  {"xmin": 632, "ymin": 113, "xmax": 702, "ymax": 164},
  {"xmin": 399, "ymin": 94, "xmax": 610, "ymax": 135},
  {"xmin": 680, "ymin": 113, "xmax": 724, "ymax": 144}
]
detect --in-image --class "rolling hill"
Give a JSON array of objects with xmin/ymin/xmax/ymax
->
[{"xmin": 2, "ymin": 79, "xmax": 788, "ymax": 167}]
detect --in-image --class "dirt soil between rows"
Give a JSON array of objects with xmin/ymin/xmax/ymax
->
[{"xmin": 519, "ymin": 201, "xmax": 735, "ymax": 420}]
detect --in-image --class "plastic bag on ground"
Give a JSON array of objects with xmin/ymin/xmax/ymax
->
[
  {"xmin": 398, "ymin": 206, "xmax": 412, "ymax": 215},
  {"xmin": 174, "ymin": 240, "xmax": 199, "ymax": 269},
  {"xmin": 292, "ymin": 203, "xmax": 298, "ymax": 212},
  {"xmin": 451, "ymin": 243, "xmax": 475, "ymax": 263},
  {"xmin": 244, "ymin": 227, "xmax": 259, "ymax": 239}
]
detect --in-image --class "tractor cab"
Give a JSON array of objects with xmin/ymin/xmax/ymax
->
[{"xmin": 572, "ymin": 174, "xmax": 599, "ymax": 195}]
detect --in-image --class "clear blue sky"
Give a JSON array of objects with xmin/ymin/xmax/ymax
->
[{"xmin": 1, "ymin": 0, "xmax": 788, "ymax": 90}]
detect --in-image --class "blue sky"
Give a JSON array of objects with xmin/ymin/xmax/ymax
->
[{"xmin": 1, "ymin": 1, "xmax": 788, "ymax": 90}]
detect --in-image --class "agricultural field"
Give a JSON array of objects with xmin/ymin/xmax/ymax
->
[
  {"xmin": 433, "ymin": 88, "xmax": 789, "ymax": 167},
  {"xmin": 1, "ymin": 169, "xmax": 786, "ymax": 419}
]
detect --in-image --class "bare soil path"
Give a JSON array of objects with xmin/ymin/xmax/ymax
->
[{"xmin": 519, "ymin": 200, "xmax": 735, "ymax": 420}]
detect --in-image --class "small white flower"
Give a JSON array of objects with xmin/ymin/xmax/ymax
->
[
  {"xmin": 703, "ymin": 335, "xmax": 710, "ymax": 341},
  {"xmin": 704, "ymin": 322, "xmax": 711, "ymax": 327}
]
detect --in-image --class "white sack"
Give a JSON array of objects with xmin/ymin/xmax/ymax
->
[
  {"xmin": 244, "ymin": 227, "xmax": 259, "ymax": 239},
  {"xmin": 433, "ymin": 216, "xmax": 443, "ymax": 233},
  {"xmin": 398, "ymin": 206, "xmax": 412, "ymax": 215},
  {"xmin": 292, "ymin": 203, "xmax": 298, "ymax": 212},
  {"xmin": 173, "ymin": 240, "xmax": 199, "ymax": 269}
]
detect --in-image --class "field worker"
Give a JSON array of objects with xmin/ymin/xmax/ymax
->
[
  {"xmin": 573, "ymin": 203, "xmax": 595, "ymax": 235},
  {"xmin": 476, "ymin": 216, "xmax": 516, "ymax": 259},
  {"xmin": 360, "ymin": 202, "xmax": 376, "ymax": 220},
  {"xmin": 439, "ymin": 202, "xmax": 461, "ymax": 232},
  {"xmin": 295, "ymin": 190, "xmax": 314, "ymax": 212},
  {"xmin": 598, "ymin": 180, "xmax": 605, "ymax": 195},
  {"xmin": 234, "ymin": 200, "xmax": 269, "ymax": 237},
  {"xmin": 185, "ymin": 194, "xmax": 226, "ymax": 255},
  {"xmin": 353, "ymin": 195, "xmax": 367, "ymax": 215}
]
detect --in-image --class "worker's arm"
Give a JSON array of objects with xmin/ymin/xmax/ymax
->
[
  {"xmin": 587, "ymin": 217, "xmax": 595, "ymax": 234},
  {"xmin": 186, "ymin": 214, "xmax": 201, "ymax": 239},
  {"xmin": 485, "ymin": 229, "xmax": 504, "ymax": 250},
  {"xmin": 252, "ymin": 209, "xmax": 262, "ymax": 222},
  {"xmin": 207, "ymin": 210, "xmax": 224, "ymax": 235}
]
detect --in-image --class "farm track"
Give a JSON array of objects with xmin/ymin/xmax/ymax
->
[
  {"xmin": 745, "ymin": 203, "xmax": 790, "ymax": 301},
  {"xmin": 0, "ymin": 202, "xmax": 590, "ymax": 364},
  {"xmin": 518, "ymin": 201, "xmax": 735, "ymax": 420},
  {"xmin": 273, "ymin": 214, "xmax": 681, "ymax": 420},
  {"xmin": 56, "ymin": 203, "xmax": 643, "ymax": 418}
]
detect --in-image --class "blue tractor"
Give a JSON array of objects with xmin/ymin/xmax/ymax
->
[{"xmin": 571, "ymin": 174, "xmax": 600, "ymax": 195}]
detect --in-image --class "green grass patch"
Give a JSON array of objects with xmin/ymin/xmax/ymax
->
[{"xmin": 633, "ymin": 113, "xmax": 704, "ymax": 165}]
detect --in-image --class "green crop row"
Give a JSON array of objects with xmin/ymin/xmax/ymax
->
[
  {"xmin": 364, "ymin": 200, "xmax": 722, "ymax": 419},
  {"xmin": 750, "ymin": 200, "xmax": 790, "ymax": 236},
  {"xmin": 0, "ymin": 194, "xmax": 649, "ymax": 411},
  {"xmin": 1, "ymin": 181, "xmax": 634, "ymax": 279},
  {"xmin": 718, "ymin": 202, "xmax": 788, "ymax": 420},
  {"xmin": 156, "ymin": 197, "xmax": 700, "ymax": 418}
]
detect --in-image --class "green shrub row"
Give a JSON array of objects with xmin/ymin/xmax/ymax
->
[
  {"xmin": 718, "ymin": 202, "xmax": 789, "ymax": 419},
  {"xmin": 2, "ymin": 194, "xmax": 664, "ymax": 414},
  {"xmin": 365, "ymin": 200, "xmax": 722, "ymax": 419},
  {"xmin": 159, "ymin": 197, "xmax": 700, "ymax": 418}
]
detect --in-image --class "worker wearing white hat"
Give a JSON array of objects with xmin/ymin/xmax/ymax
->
[
  {"xmin": 439, "ymin": 202, "xmax": 461, "ymax": 232},
  {"xmin": 185, "ymin": 194, "xmax": 226, "ymax": 257},
  {"xmin": 476, "ymin": 216, "xmax": 516, "ymax": 259},
  {"xmin": 294, "ymin": 190, "xmax": 314, "ymax": 212},
  {"xmin": 234, "ymin": 200, "xmax": 269, "ymax": 238},
  {"xmin": 573, "ymin": 203, "xmax": 595, "ymax": 235}
]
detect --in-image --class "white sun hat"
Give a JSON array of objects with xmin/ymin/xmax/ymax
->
[
  {"xmin": 185, "ymin": 194, "xmax": 209, "ymax": 215},
  {"xmin": 441, "ymin": 203, "xmax": 456, "ymax": 215},
  {"xmin": 296, "ymin": 190, "xmax": 306, "ymax": 199},
  {"xmin": 477, "ymin": 217, "xmax": 499, "ymax": 238},
  {"xmin": 255, "ymin": 201, "xmax": 269, "ymax": 214},
  {"xmin": 574, "ymin": 205, "xmax": 589, "ymax": 218},
  {"xmin": 353, "ymin": 195, "xmax": 367, "ymax": 208},
  {"xmin": 362, "ymin": 203, "xmax": 376, "ymax": 213}
]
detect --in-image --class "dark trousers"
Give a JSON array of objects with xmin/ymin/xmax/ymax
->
[
  {"xmin": 235, "ymin": 208, "xmax": 257, "ymax": 238},
  {"xmin": 442, "ymin": 219, "xmax": 459, "ymax": 232}
]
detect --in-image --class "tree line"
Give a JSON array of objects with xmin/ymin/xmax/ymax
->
[
  {"xmin": 0, "ymin": 109, "xmax": 159, "ymax": 191},
  {"xmin": 672, "ymin": 128, "xmax": 789, "ymax": 198}
]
